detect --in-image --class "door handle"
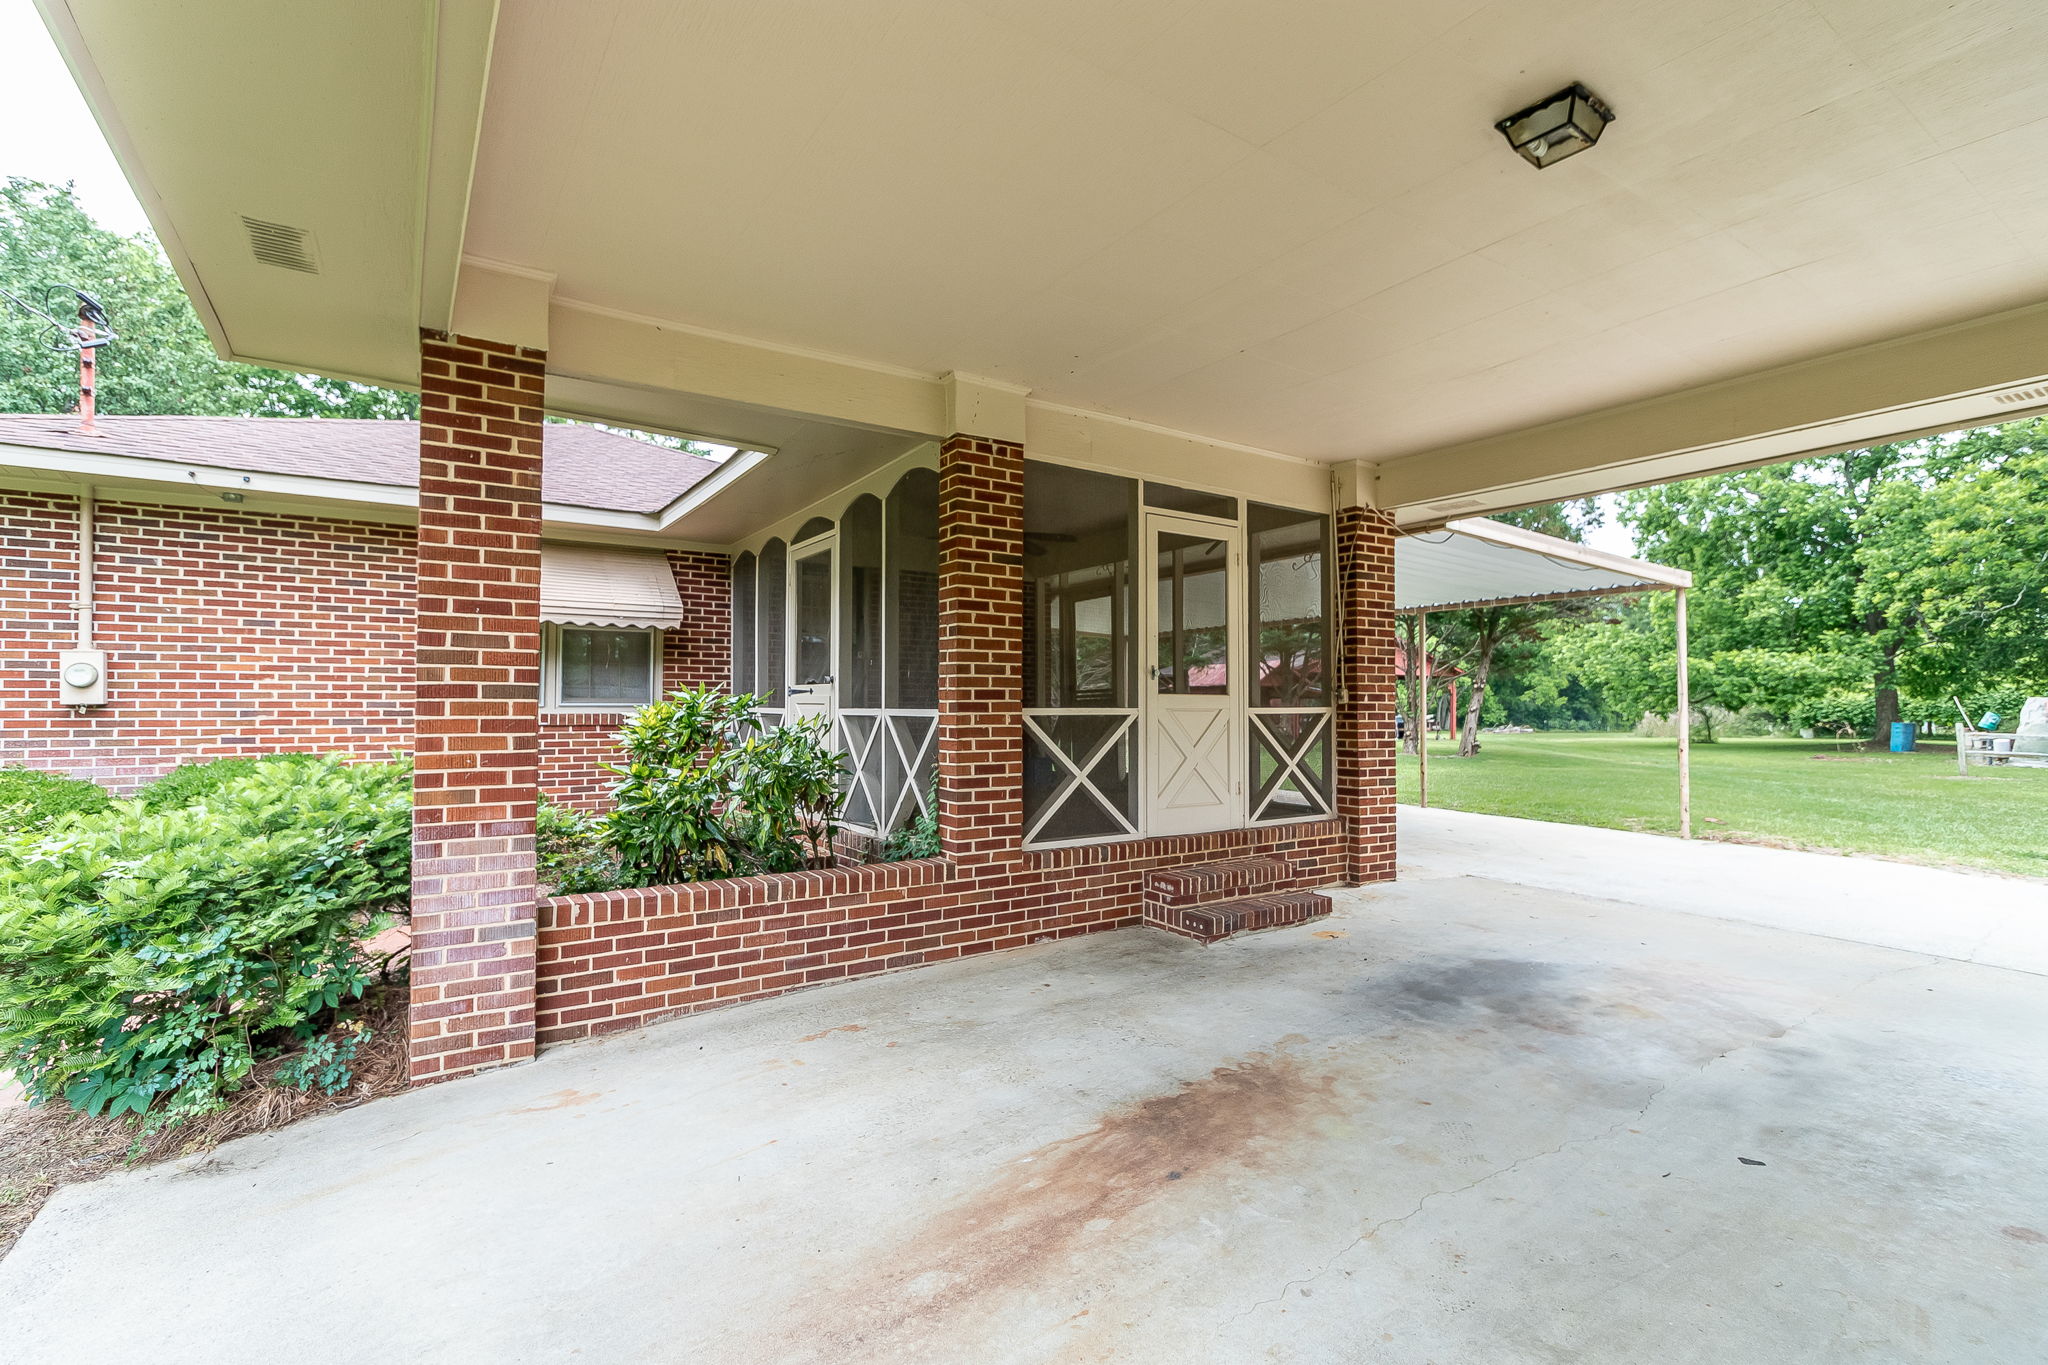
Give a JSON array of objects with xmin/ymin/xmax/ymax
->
[{"xmin": 786, "ymin": 687, "xmax": 813, "ymax": 696}]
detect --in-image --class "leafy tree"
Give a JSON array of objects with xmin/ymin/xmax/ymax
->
[
  {"xmin": 1434, "ymin": 599, "xmax": 1602, "ymax": 755},
  {"xmin": 1620, "ymin": 422, "xmax": 2048, "ymax": 744},
  {"xmin": 1, "ymin": 179, "xmax": 415, "ymax": 419}
]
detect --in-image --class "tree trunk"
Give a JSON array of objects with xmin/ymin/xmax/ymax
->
[
  {"xmin": 1872, "ymin": 684, "xmax": 1900, "ymax": 747},
  {"xmin": 1868, "ymin": 640, "xmax": 1901, "ymax": 749},
  {"xmin": 1457, "ymin": 643, "xmax": 1496, "ymax": 757},
  {"xmin": 1400, "ymin": 615, "xmax": 1423, "ymax": 755}
]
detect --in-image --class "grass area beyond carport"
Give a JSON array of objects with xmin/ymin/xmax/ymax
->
[
  {"xmin": 1397, "ymin": 731, "xmax": 2048, "ymax": 878},
  {"xmin": 4, "ymin": 817, "xmax": 2045, "ymax": 1364}
]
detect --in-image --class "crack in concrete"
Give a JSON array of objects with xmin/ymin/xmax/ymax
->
[
  {"xmin": 1689, "ymin": 957, "xmax": 1940, "ymax": 1077},
  {"xmin": 1223, "ymin": 956, "xmax": 1943, "ymax": 1331}
]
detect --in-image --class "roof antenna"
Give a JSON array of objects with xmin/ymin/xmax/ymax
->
[{"xmin": 0, "ymin": 285, "xmax": 117, "ymax": 434}]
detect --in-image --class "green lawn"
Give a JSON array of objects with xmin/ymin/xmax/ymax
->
[{"xmin": 1395, "ymin": 732, "xmax": 2048, "ymax": 880}]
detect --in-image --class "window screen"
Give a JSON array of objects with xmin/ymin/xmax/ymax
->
[
  {"xmin": 1248, "ymin": 503, "xmax": 1330, "ymax": 707},
  {"xmin": 1023, "ymin": 461, "xmax": 1136, "ymax": 709},
  {"xmin": 731, "ymin": 552, "xmax": 756, "ymax": 695},
  {"xmin": 758, "ymin": 538, "xmax": 787, "ymax": 707},
  {"xmin": 885, "ymin": 469, "xmax": 939, "ymax": 709},
  {"xmin": 840, "ymin": 494, "xmax": 883, "ymax": 707}
]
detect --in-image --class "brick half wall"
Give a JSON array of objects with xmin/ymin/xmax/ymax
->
[{"xmin": 539, "ymin": 819, "xmax": 1347, "ymax": 1042}]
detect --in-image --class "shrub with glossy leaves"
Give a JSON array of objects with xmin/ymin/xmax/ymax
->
[
  {"xmin": 602, "ymin": 689, "xmax": 845, "ymax": 885},
  {"xmin": 0, "ymin": 756, "xmax": 410, "ymax": 1130}
]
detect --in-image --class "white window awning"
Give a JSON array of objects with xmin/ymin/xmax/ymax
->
[{"xmin": 540, "ymin": 544, "xmax": 686, "ymax": 629}]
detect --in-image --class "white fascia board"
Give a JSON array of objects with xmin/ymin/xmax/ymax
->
[
  {"xmin": 0, "ymin": 442, "xmax": 415, "ymax": 510},
  {"xmin": 0, "ymin": 440, "xmax": 725, "ymax": 546},
  {"xmin": 644, "ymin": 449, "xmax": 774, "ymax": 528},
  {"xmin": 417, "ymin": 2, "xmax": 501, "ymax": 335},
  {"xmin": 1441, "ymin": 517, "xmax": 1692, "ymax": 589}
]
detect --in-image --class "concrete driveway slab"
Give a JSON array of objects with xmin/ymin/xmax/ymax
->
[{"xmin": 3, "ymin": 823, "xmax": 2045, "ymax": 1363}]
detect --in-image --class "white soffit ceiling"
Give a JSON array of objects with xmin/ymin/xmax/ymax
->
[
  {"xmin": 46, "ymin": 0, "xmax": 431, "ymax": 387},
  {"xmin": 464, "ymin": 0, "xmax": 2048, "ymax": 463}
]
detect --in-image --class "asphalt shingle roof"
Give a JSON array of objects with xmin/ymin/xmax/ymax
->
[{"xmin": 0, "ymin": 415, "xmax": 721, "ymax": 515}]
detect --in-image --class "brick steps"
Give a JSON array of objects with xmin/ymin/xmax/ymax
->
[
  {"xmin": 1142, "ymin": 857, "xmax": 1331, "ymax": 943},
  {"xmin": 1143, "ymin": 856, "xmax": 1289, "ymax": 908},
  {"xmin": 1147, "ymin": 890, "xmax": 1333, "ymax": 944}
]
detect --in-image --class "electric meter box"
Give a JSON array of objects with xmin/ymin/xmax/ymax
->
[{"xmin": 58, "ymin": 649, "xmax": 108, "ymax": 706}]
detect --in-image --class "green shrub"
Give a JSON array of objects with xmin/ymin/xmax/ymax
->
[
  {"xmin": 602, "ymin": 689, "xmax": 846, "ymax": 885},
  {"xmin": 274, "ymin": 1022, "xmax": 370, "ymax": 1098},
  {"xmin": 0, "ymin": 767, "xmax": 110, "ymax": 838},
  {"xmin": 880, "ymin": 783, "xmax": 941, "ymax": 862},
  {"xmin": 0, "ymin": 756, "xmax": 410, "ymax": 1131},
  {"xmin": 537, "ymin": 795, "xmax": 624, "ymax": 895},
  {"xmin": 735, "ymin": 719, "xmax": 849, "ymax": 873},
  {"xmin": 135, "ymin": 751, "xmax": 327, "ymax": 812}
]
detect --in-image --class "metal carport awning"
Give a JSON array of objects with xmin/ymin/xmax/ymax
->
[
  {"xmin": 1396, "ymin": 517, "xmax": 1690, "ymax": 611},
  {"xmin": 1391, "ymin": 518, "xmax": 1697, "ymax": 837}
]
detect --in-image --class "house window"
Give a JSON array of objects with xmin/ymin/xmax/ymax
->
[{"xmin": 545, "ymin": 625, "xmax": 660, "ymax": 710}]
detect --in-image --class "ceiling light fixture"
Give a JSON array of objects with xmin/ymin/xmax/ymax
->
[{"xmin": 1495, "ymin": 82, "xmax": 1614, "ymax": 169}]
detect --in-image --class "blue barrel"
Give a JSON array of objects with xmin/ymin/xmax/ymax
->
[{"xmin": 1890, "ymin": 721, "xmax": 1917, "ymax": 752}]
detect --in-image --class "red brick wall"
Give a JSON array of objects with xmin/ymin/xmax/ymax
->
[
  {"xmin": 0, "ymin": 490, "xmax": 720, "ymax": 804},
  {"xmin": 0, "ymin": 490, "xmax": 413, "ymax": 788},
  {"xmin": 1335, "ymin": 505, "xmax": 1399, "ymax": 885},
  {"xmin": 936, "ymin": 435, "xmax": 1024, "ymax": 868},
  {"xmin": 409, "ymin": 332, "xmax": 546, "ymax": 1083}
]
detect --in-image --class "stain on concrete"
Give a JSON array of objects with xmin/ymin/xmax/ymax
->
[
  {"xmin": 508, "ymin": 1088, "xmax": 603, "ymax": 1114},
  {"xmin": 772, "ymin": 1042, "xmax": 1343, "ymax": 1361},
  {"xmin": 1383, "ymin": 957, "xmax": 1586, "ymax": 1036},
  {"xmin": 794, "ymin": 1024, "xmax": 867, "ymax": 1044},
  {"xmin": 2004, "ymin": 1226, "xmax": 2045, "ymax": 1244}
]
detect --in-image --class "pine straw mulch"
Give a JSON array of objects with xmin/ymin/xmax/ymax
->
[{"xmin": 0, "ymin": 985, "xmax": 410, "ymax": 1260}]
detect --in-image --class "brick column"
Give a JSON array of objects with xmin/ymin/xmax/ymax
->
[
  {"xmin": 936, "ymin": 435, "xmax": 1024, "ymax": 867},
  {"xmin": 1334, "ymin": 505, "xmax": 1399, "ymax": 885},
  {"xmin": 410, "ymin": 331, "xmax": 546, "ymax": 1082}
]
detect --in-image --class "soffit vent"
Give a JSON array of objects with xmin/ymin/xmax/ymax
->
[
  {"xmin": 241, "ymin": 217, "xmax": 320, "ymax": 274},
  {"xmin": 1992, "ymin": 383, "xmax": 2048, "ymax": 406},
  {"xmin": 1429, "ymin": 498, "xmax": 1488, "ymax": 513}
]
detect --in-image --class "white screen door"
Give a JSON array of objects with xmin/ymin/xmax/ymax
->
[
  {"xmin": 786, "ymin": 535, "xmax": 836, "ymax": 725},
  {"xmin": 1143, "ymin": 514, "xmax": 1241, "ymax": 834}
]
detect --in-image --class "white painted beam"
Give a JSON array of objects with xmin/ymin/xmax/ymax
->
[
  {"xmin": 452, "ymin": 257, "xmax": 553, "ymax": 351},
  {"xmin": 1378, "ymin": 299, "xmax": 2048, "ymax": 523},
  {"xmin": 545, "ymin": 298, "xmax": 947, "ymax": 437},
  {"xmin": 417, "ymin": 1, "xmax": 501, "ymax": 335}
]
